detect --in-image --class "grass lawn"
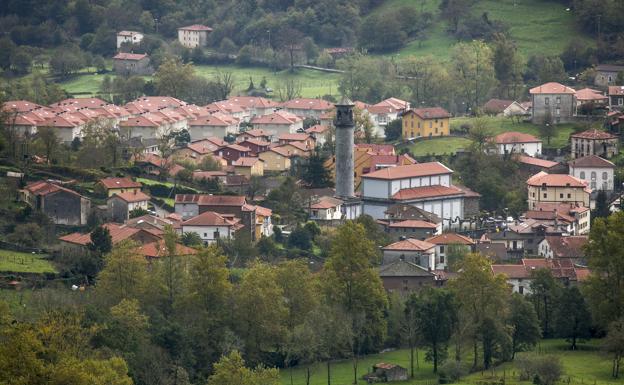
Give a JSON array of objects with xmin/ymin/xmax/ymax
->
[
  {"xmin": 372, "ymin": 0, "xmax": 592, "ymax": 61},
  {"xmin": 407, "ymin": 136, "xmax": 472, "ymax": 156},
  {"xmin": 282, "ymin": 339, "xmax": 623, "ymax": 385},
  {"xmin": 0, "ymin": 249, "xmax": 56, "ymax": 274},
  {"xmin": 58, "ymin": 64, "xmax": 341, "ymax": 100}
]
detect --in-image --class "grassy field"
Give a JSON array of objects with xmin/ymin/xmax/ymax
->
[
  {"xmin": 408, "ymin": 136, "xmax": 472, "ymax": 156},
  {"xmin": 0, "ymin": 249, "xmax": 56, "ymax": 274},
  {"xmin": 371, "ymin": 0, "xmax": 592, "ymax": 60},
  {"xmin": 58, "ymin": 65, "xmax": 341, "ymax": 100},
  {"xmin": 281, "ymin": 339, "xmax": 623, "ymax": 385}
]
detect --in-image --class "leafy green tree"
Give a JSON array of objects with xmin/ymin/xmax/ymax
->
[
  {"xmin": 302, "ymin": 152, "xmax": 333, "ymax": 188},
  {"xmin": 529, "ymin": 268, "xmax": 562, "ymax": 338},
  {"xmin": 181, "ymin": 232, "xmax": 202, "ymax": 247},
  {"xmin": 554, "ymin": 287, "xmax": 592, "ymax": 350},
  {"xmin": 603, "ymin": 318, "xmax": 624, "ymax": 378},
  {"xmin": 129, "ymin": 207, "xmax": 149, "ymax": 219},
  {"xmin": 96, "ymin": 240, "xmax": 148, "ymax": 306},
  {"xmin": 288, "ymin": 224, "xmax": 312, "ymax": 250},
  {"xmin": 451, "ymin": 40, "xmax": 497, "ymax": 111},
  {"xmin": 384, "ymin": 119, "xmax": 402, "ymax": 142},
  {"xmin": 88, "ymin": 225, "xmax": 113, "ymax": 255},
  {"xmin": 408, "ymin": 288, "xmax": 457, "ymax": 373},
  {"xmin": 492, "ymin": 33, "xmax": 524, "ymax": 99},
  {"xmin": 208, "ymin": 350, "xmax": 280, "ymax": 385},
  {"xmin": 508, "ymin": 293, "xmax": 541, "ymax": 359},
  {"xmin": 154, "ymin": 58, "xmax": 195, "ymax": 99},
  {"xmin": 10, "ymin": 47, "xmax": 32, "ymax": 74},
  {"xmin": 439, "ymin": 0, "xmax": 475, "ymax": 33},
  {"xmin": 593, "ymin": 190, "xmax": 610, "ymax": 219},
  {"xmin": 276, "ymin": 260, "xmax": 319, "ymax": 329}
]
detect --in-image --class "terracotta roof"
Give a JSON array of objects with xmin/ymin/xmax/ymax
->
[
  {"xmin": 526, "ymin": 171, "xmax": 587, "ymax": 188},
  {"xmin": 379, "ymin": 260, "xmax": 435, "ymax": 277},
  {"xmin": 140, "ymin": 241, "xmax": 197, "ymax": 258},
  {"xmin": 382, "ymin": 238, "xmax": 435, "ymax": 251},
  {"xmin": 225, "ymin": 144, "xmax": 251, "ymax": 152},
  {"xmin": 310, "ymin": 196, "xmax": 343, "ymax": 209},
  {"xmin": 178, "ymin": 24, "xmax": 213, "ymax": 31},
  {"xmin": 233, "ymin": 157, "xmax": 262, "ymax": 167},
  {"xmin": 387, "ymin": 220, "xmax": 438, "ymax": 229},
  {"xmin": 493, "ymin": 131, "xmax": 541, "ymax": 144},
  {"xmin": 109, "ymin": 191, "xmax": 150, "ymax": 203},
  {"xmin": 237, "ymin": 128, "xmax": 270, "ymax": 138},
  {"xmin": 192, "ymin": 171, "xmax": 227, "ymax": 180},
  {"xmin": 50, "ymin": 98, "xmax": 108, "ymax": 109},
  {"xmin": 189, "ymin": 113, "xmax": 237, "ymax": 127},
  {"xmin": 392, "ymin": 185, "xmax": 465, "ymax": 200},
  {"xmin": 518, "ymin": 155, "xmax": 559, "ymax": 169},
  {"xmin": 363, "ymin": 162, "xmax": 452, "ymax": 180},
  {"xmin": 240, "ymin": 139, "xmax": 271, "ymax": 147},
  {"xmin": 251, "ymin": 110, "xmax": 302, "ymax": 125},
  {"xmin": 175, "ymin": 194, "xmax": 246, "ymax": 206},
  {"xmin": 59, "ymin": 223, "xmax": 141, "ymax": 246},
  {"xmin": 226, "ymin": 96, "xmax": 279, "ymax": 109},
  {"xmin": 534, "ymin": 202, "xmax": 589, "ymax": 214},
  {"xmin": 255, "ymin": 205, "xmax": 272, "ymax": 217},
  {"xmin": 280, "ymin": 141, "xmax": 309, "ymax": 152},
  {"xmin": 543, "ymin": 236, "xmax": 587, "ymax": 258},
  {"xmin": 367, "ymin": 154, "xmax": 416, "ymax": 171},
  {"xmin": 305, "ymin": 124, "xmax": 330, "ymax": 134},
  {"xmin": 281, "ymin": 98, "xmax": 333, "ymax": 111},
  {"xmin": 99, "ymin": 177, "xmax": 142, "ymax": 189},
  {"xmin": 483, "ymin": 99, "xmax": 513, "ymax": 113},
  {"xmin": 425, "ymin": 233, "xmax": 474, "ymax": 245},
  {"xmin": 407, "ymin": 107, "xmax": 452, "ymax": 120},
  {"xmin": 529, "ymin": 82, "xmax": 576, "ymax": 94},
  {"xmin": 113, "ymin": 52, "xmax": 147, "ymax": 61},
  {"xmin": 182, "ymin": 211, "xmax": 240, "ymax": 227},
  {"xmin": 575, "ymin": 88, "xmax": 608, "ymax": 101},
  {"xmin": 279, "ymin": 133, "xmax": 312, "ymax": 141},
  {"xmin": 491, "ymin": 264, "xmax": 530, "ymax": 279},
  {"xmin": 569, "ymin": 155, "xmax": 615, "ymax": 168},
  {"xmin": 120, "ymin": 115, "xmax": 159, "ymax": 128},
  {"xmin": 354, "ymin": 143, "xmax": 395, "ymax": 155},
  {"xmin": 571, "ymin": 129, "xmax": 618, "ymax": 140},
  {"xmin": 265, "ymin": 146, "xmax": 291, "ymax": 157},
  {"xmin": 3, "ymin": 100, "xmax": 48, "ymax": 113},
  {"xmin": 608, "ymin": 86, "xmax": 624, "ymax": 96},
  {"xmin": 23, "ymin": 181, "xmax": 79, "ymax": 198}
]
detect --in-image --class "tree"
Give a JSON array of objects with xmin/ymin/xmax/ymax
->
[
  {"xmin": 554, "ymin": 287, "xmax": 592, "ymax": 350},
  {"xmin": 354, "ymin": 107, "xmax": 375, "ymax": 143},
  {"xmin": 34, "ymin": 126, "xmax": 59, "ymax": 163},
  {"xmin": 603, "ymin": 318, "xmax": 624, "ymax": 378},
  {"xmin": 508, "ymin": 294, "xmax": 541, "ymax": 359},
  {"xmin": 529, "ymin": 268, "xmax": 561, "ymax": 338},
  {"xmin": 10, "ymin": 47, "xmax": 32, "ymax": 74},
  {"xmin": 181, "ymin": 232, "xmax": 202, "ymax": 247},
  {"xmin": 439, "ymin": 0, "xmax": 475, "ymax": 33},
  {"xmin": 208, "ymin": 350, "xmax": 280, "ymax": 385},
  {"xmin": 538, "ymin": 113, "xmax": 555, "ymax": 146},
  {"xmin": 215, "ymin": 71, "xmax": 235, "ymax": 100},
  {"xmin": 302, "ymin": 152, "xmax": 333, "ymax": 188},
  {"xmin": 384, "ymin": 119, "xmax": 402, "ymax": 142},
  {"xmin": 96, "ymin": 240, "xmax": 148, "ymax": 306},
  {"xmin": 276, "ymin": 79, "xmax": 302, "ymax": 101},
  {"xmin": 583, "ymin": 212, "xmax": 624, "ymax": 328},
  {"xmin": 451, "ymin": 40, "xmax": 497, "ymax": 112},
  {"xmin": 492, "ymin": 33, "xmax": 524, "ymax": 99},
  {"xmin": 593, "ymin": 190, "xmax": 610, "ymax": 219},
  {"xmin": 154, "ymin": 58, "xmax": 195, "ymax": 99},
  {"xmin": 276, "ymin": 260, "xmax": 320, "ymax": 329},
  {"xmin": 288, "ymin": 224, "xmax": 312, "ymax": 250},
  {"xmin": 7, "ymin": 223, "xmax": 44, "ymax": 247},
  {"xmin": 409, "ymin": 288, "xmax": 457, "ymax": 373},
  {"xmin": 88, "ymin": 225, "xmax": 113, "ymax": 255},
  {"xmin": 49, "ymin": 46, "xmax": 86, "ymax": 78}
]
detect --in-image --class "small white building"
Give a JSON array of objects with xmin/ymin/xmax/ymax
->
[
  {"xmin": 107, "ymin": 191, "xmax": 150, "ymax": 223},
  {"xmin": 177, "ymin": 24, "xmax": 212, "ymax": 48},
  {"xmin": 250, "ymin": 110, "xmax": 303, "ymax": 138},
  {"xmin": 181, "ymin": 211, "xmax": 243, "ymax": 244},
  {"xmin": 568, "ymin": 155, "xmax": 615, "ymax": 191},
  {"xmin": 365, "ymin": 97, "xmax": 409, "ymax": 138},
  {"xmin": 491, "ymin": 131, "xmax": 542, "ymax": 157},
  {"xmin": 187, "ymin": 113, "xmax": 239, "ymax": 141},
  {"xmin": 491, "ymin": 264, "xmax": 533, "ymax": 295},
  {"xmin": 116, "ymin": 31, "xmax": 144, "ymax": 48},
  {"xmin": 308, "ymin": 196, "xmax": 343, "ymax": 221},
  {"xmin": 424, "ymin": 233, "xmax": 475, "ymax": 270},
  {"xmin": 382, "ymin": 238, "xmax": 436, "ymax": 270}
]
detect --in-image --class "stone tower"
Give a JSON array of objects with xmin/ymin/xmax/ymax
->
[{"xmin": 334, "ymin": 98, "xmax": 355, "ymax": 198}]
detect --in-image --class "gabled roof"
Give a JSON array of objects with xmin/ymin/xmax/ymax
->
[
  {"xmin": 279, "ymin": 141, "xmax": 309, "ymax": 152},
  {"xmin": 233, "ymin": 157, "xmax": 262, "ymax": 167},
  {"xmin": 529, "ymin": 82, "xmax": 575, "ymax": 94},
  {"xmin": 113, "ymin": 52, "xmax": 148, "ymax": 61},
  {"xmin": 226, "ymin": 96, "xmax": 279, "ymax": 109},
  {"xmin": 264, "ymin": 146, "xmax": 292, "ymax": 157},
  {"xmin": 59, "ymin": 223, "xmax": 144, "ymax": 246},
  {"xmin": 224, "ymin": 144, "xmax": 251, "ymax": 152},
  {"xmin": 379, "ymin": 260, "xmax": 435, "ymax": 277},
  {"xmin": 240, "ymin": 138, "xmax": 270, "ymax": 147},
  {"xmin": 569, "ymin": 155, "xmax": 615, "ymax": 168},
  {"xmin": 109, "ymin": 191, "xmax": 150, "ymax": 203},
  {"xmin": 279, "ymin": 133, "xmax": 312, "ymax": 141},
  {"xmin": 178, "ymin": 24, "xmax": 213, "ymax": 31},
  {"xmin": 425, "ymin": 233, "xmax": 474, "ymax": 245},
  {"xmin": 24, "ymin": 181, "xmax": 83, "ymax": 198},
  {"xmin": 571, "ymin": 129, "xmax": 618, "ymax": 140},
  {"xmin": 526, "ymin": 172, "xmax": 588, "ymax": 188},
  {"xmin": 280, "ymin": 98, "xmax": 333, "ymax": 111},
  {"xmin": 175, "ymin": 194, "xmax": 246, "ymax": 206},
  {"xmin": 382, "ymin": 238, "xmax": 435, "ymax": 251},
  {"xmin": 491, "ymin": 264, "xmax": 530, "ymax": 279},
  {"xmin": 608, "ymin": 86, "xmax": 624, "ymax": 96},
  {"xmin": 543, "ymin": 235, "xmax": 588, "ymax": 258},
  {"xmin": 387, "ymin": 220, "xmax": 438, "ymax": 229},
  {"xmin": 310, "ymin": 196, "xmax": 343, "ymax": 209},
  {"xmin": 406, "ymin": 107, "xmax": 452, "ymax": 120},
  {"xmin": 305, "ymin": 124, "xmax": 330, "ymax": 134},
  {"xmin": 518, "ymin": 155, "xmax": 559, "ymax": 169},
  {"xmin": 237, "ymin": 128, "xmax": 270, "ymax": 138},
  {"xmin": 392, "ymin": 185, "xmax": 464, "ymax": 200},
  {"xmin": 182, "ymin": 211, "xmax": 240, "ymax": 227},
  {"xmin": 3, "ymin": 100, "xmax": 48, "ymax": 113},
  {"xmin": 575, "ymin": 88, "xmax": 608, "ymax": 101},
  {"xmin": 362, "ymin": 162, "xmax": 452, "ymax": 180},
  {"xmin": 250, "ymin": 110, "xmax": 302, "ymax": 125},
  {"xmin": 483, "ymin": 99, "xmax": 514, "ymax": 113},
  {"xmin": 493, "ymin": 131, "xmax": 541, "ymax": 144},
  {"xmin": 140, "ymin": 241, "xmax": 197, "ymax": 258},
  {"xmin": 99, "ymin": 177, "xmax": 142, "ymax": 190}
]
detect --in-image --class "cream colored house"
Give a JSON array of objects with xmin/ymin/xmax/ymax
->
[
  {"xmin": 233, "ymin": 157, "xmax": 264, "ymax": 177},
  {"xmin": 527, "ymin": 172, "xmax": 590, "ymax": 210},
  {"xmin": 177, "ymin": 24, "xmax": 212, "ymax": 48},
  {"xmin": 259, "ymin": 147, "xmax": 292, "ymax": 172}
]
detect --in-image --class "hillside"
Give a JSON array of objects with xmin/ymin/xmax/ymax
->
[{"xmin": 370, "ymin": 0, "xmax": 593, "ymax": 60}]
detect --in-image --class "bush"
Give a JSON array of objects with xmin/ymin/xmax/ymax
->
[
  {"xmin": 516, "ymin": 356, "xmax": 562, "ymax": 385},
  {"xmin": 438, "ymin": 360, "xmax": 468, "ymax": 383}
]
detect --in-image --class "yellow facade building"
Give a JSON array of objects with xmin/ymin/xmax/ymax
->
[
  {"xmin": 259, "ymin": 147, "xmax": 292, "ymax": 172},
  {"xmin": 526, "ymin": 172, "xmax": 590, "ymax": 210},
  {"xmin": 402, "ymin": 107, "xmax": 452, "ymax": 140}
]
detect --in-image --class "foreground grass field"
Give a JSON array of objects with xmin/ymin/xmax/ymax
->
[
  {"xmin": 372, "ymin": 0, "xmax": 592, "ymax": 60},
  {"xmin": 282, "ymin": 339, "xmax": 623, "ymax": 385},
  {"xmin": 58, "ymin": 65, "xmax": 341, "ymax": 100},
  {"xmin": 0, "ymin": 249, "xmax": 56, "ymax": 274}
]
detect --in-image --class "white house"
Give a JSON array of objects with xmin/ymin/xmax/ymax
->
[
  {"xmin": 365, "ymin": 97, "xmax": 409, "ymax": 137},
  {"xmin": 280, "ymin": 98, "xmax": 334, "ymax": 119},
  {"xmin": 568, "ymin": 155, "xmax": 615, "ymax": 191},
  {"xmin": 491, "ymin": 264, "xmax": 533, "ymax": 294},
  {"xmin": 107, "ymin": 191, "xmax": 150, "ymax": 223},
  {"xmin": 308, "ymin": 196, "xmax": 343, "ymax": 221},
  {"xmin": 381, "ymin": 238, "xmax": 436, "ymax": 270},
  {"xmin": 492, "ymin": 131, "xmax": 542, "ymax": 157},
  {"xmin": 177, "ymin": 24, "xmax": 212, "ymax": 48},
  {"xmin": 424, "ymin": 233, "xmax": 475, "ymax": 270},
  {"xmin": 249, "ymin": 110, "xmax": 303, "ymax": 139},
  {"xmin": 116, "ymin": 31, "xmax": 144, "ymax": 48},
  {"xmin": 187, "ymin": 113, "xmax": 239, "ymax": 141},
  {"xmin": 181, "ymin": 211, "xmax": 243, "ymax": 244},
  {"xmin": 361, "ymin": 162, "xmax": 467, "ymax": 228}
]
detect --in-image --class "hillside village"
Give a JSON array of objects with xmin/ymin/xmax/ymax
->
[{"xmin": 3, "ymin": 1, "xmax": 624, "ymax": 385}]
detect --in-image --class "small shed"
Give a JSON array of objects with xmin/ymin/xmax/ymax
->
[{"xmin": 363, "ymin": 363, "xmax": 408, "ymax": 383}]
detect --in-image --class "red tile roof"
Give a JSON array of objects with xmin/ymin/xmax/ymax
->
[
  {"xmin": 571, "ymin": 129, "xmax": 618, "ymax": 140},
  {"xmin": 250, "ymin": 110, "xmax": 302, "ymax": 125},
  {"xmin": 226, "ymin": 96, "xmax": 279, "ymax": 109},
  {"xmin": 59, "ymin": 223, "xmax": 141, "ymax": 246},
  {"xmin": 281, "ymin": 98, "xmax": 333, "ymax": 111},
  {"xmin": 237, "ymin": 128, "xmax": 270, "ymax": 138},
  {"xmin": 529, "ymin": 82, "xmax": 576, "ymax": 94},
  {"xmin": 608, "ymin": 86, "xmax": 624, "ymax": 96},
  {"xmin": 527, "ymin": 171, "xmax": 587, "ymax": 188},
  {"xmin": 24, "ymin": 181, "xmax": 82, "ymax": 198},
  {"xmin": 178, "ymin": 24, "xmax": 213, "ymax": 31},
  {"xmin": 140, "ymin": 241, "xmax": 197, "ymax": 258},
  {"xmin": 182, "ymin": 211, "xmax": 240, "ymax": 227},
  {"xmin": 517, "ymin": 155, "xmax": 559, "ymax": 169},
  {"xmin": 99, "ymin": 177, "xmax": 142, "ymax": 190},
  {"xmin": 305, "ymin": 124, "xmax": 330, "ymax": 134},
  {"xmin": 407, "ymin": 107, "xmax": 452, "ymax": 120},
  {"xmin": 113, "ymin": 52, "xmax": 148, "ymax": 61},
  {"xmin": 233, "ymin": 157, "xmax": 262, "ymax": 167},
  {"xmin": 392, "ymin": 185, "xmax": 465, "ymax": 200},
  {"xmin": 569, "ymin": 155, "xmax": 615, "ymax": 168},
  {"xmin": 310, "ymin": 196, "xmax": 343, "ymax": 209},
  {"xmin": 279, "ymin": 133, "xmax": 312, "ymax": 141},
  {"xmin": 491, "ymin": 264, "xmax": 530, "ymax": 278},
  {"xmin": 483, "ymin": 99, "xmax": 514, "ymax": 113},
  {"xmin": 363, "ymin": 162, "xmax": 452, "ymax": 180},
  {"xmin": 425, "ymin": 233, "xmax": 474, "ymax": 245},
  {"xmin": 175, "ymin": 194, "xmax": 246, "ymax": 206},
  {"xmin": 383, "ymin": 238, "xmax": 435, "ymax": 251},
  {"xmin": 493, "ymin": 131, "xmax": 541, "ymax": 144},
  {"xmin": 109, "ymin": 191, "xmax": 150, "ymax": 203},
  {"xmin": 575, "ymin": 88, "xmax": 608, "ymax": 101},
  {"xmin": 543, "ymin": 236, "xmax": 588, "ymax": 258}
]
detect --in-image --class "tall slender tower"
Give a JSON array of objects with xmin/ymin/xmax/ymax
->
[{"xmin": 334, "ymin": 98, "xmax": 355, "ymax": 198}]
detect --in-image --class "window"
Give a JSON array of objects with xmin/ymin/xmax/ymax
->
[
  {"xmin": 545, "ymin": 97, "xmax": 550, "ymax": 105},
  {"xmin": 519, "ymin": 286, "xmax": 524, "ymax": 294},
  {"xmin": 560, "ymin": 193, "xmax": 564, "ymax": 198},
  {"xmin": 591, "ymin": 171, "xmax": 597, "ymax": 180},
  {"xmin": 603, "ymin": 172, "xmax": 608, "ymax": 180},
  {"xmin": 429, "ymin": 122, "xmax": 432, "ymax": 128},
  {"xmin": 556, "ymin": 96, "xmax": 561, "ymax": 104},
  {"xmin": 440, "ymin": 245, "xmax": 445, "ymax": 253},
  {"xmin": 580, "ymin": 171, "xmax": 585, "ymax": 179},
  {"xmin": 567, "ymin": 193, "xmax": 571, "ymax": 198},
  {"xmin": 619, "ymin": 98, "xmax": 624, "ymax": 106},
  {"xmin": 556, "ymin": 107, "xmax": 561, "ymax": 116},
  {"xmin": 203, "ymin": 233, "xmax": 207, "ymax": 237},
  {"xmin": 543, "ymin": 193, "xmax": 547, "ymax": 198}
]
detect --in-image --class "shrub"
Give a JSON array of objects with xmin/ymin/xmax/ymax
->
[
  {"xmin": 516, "ymin": 356, "xmax": 562, "ymax": 385},
  {"xmin": 438, "ymin": 360, "xmax": 468, "ymax": 383}
]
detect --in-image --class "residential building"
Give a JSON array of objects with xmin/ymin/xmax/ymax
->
[
  {"xmin": 187, "ymin": 113, "xmax": 238, "ymax": 141},
  {"xmin": 382, "ymin": 238, "xmax": 436, "ymax": 270},
  {"xmin": 524, "ymin": 202, "xmax": 591, "ymax": 235},
  {"xmin": 181, "ymin": 211, "xmax": 243, "ymax": 244},
  {"xmin": 249, "ymin": 110, "xmax": 303, "ymax": 138},
  {"xmin": 491, "ymin": 264, "xmax": 532, "ymax": 294},
  {"xmin": 20, "ymin": 181, "xmax": 90, "ymax": 226},
  {"xmin": 278, "ymin": 133, "xmax": 316, "ymax": 149},
  {"xmin": 484, "ymin": 220, "xmax": 558, "ymax": 258},
  {"xmin": 139, "ymin": 240, "xmax": 197, "ymax": 260},
  {"xmin": 116, "ymin": 30, "xmax": 144, "ymax": 48},
  {"xmin": 305, "ymin": 124, "xmax": 332, "ymax": 146},
  {"xmin": 107, "ymin": 191, "xmax": 151, "ymax": 223},
  {"xmin": 527, "ymin": 172, "xmax": 590, "ymax": 210},
  {"xmin": 236, "ymin": 139, "xmax": 269, "ymax": 155},
  {"xmin": 483, "ymin": 99, "xmax": 529, "ymax": 117},
  {"xmin": 424, "ymin": 233, "xmax": 475, "ymax": 270},
  {"xmin": 609, "ymin": 86, "xmax": 624, "ymax": 110},
  {"xmin": 366, "ymin": 97, "xmax": 410, "ymax": 137},
  {"xmin": 492, "ymin": 258, "xmax": 590, "ymax": 294},
  {"xmin": 275, "ymin": 141, "xmax": 311, "ymax": 158},
  {"xmin": 112, "ymin": 53, "xmax": 153, "ymax": 76},
  {"xmin": 59, "ymin": 223, "xmax": 161, "ymax": 257},
  {"xmin": 216, "ymin": 144, "xmax": 252, "ymax": 164},
  {"xmin": 2, "ymin": 100, "xmax": 55, "ymax": 137},
  {"xmin": 177, "ymin": 24, "xmax": 212, "ymax": 48},
  {"xmin": 569, "ymin": 155, "xmax": 615, "ymax": 191},
  {"xmin": 594, "ymin": 64, "xmax": 624, "ymax": 87},
  {"xmin": 379, "ymin": 260, "xmax": 438, "ymax": 293},
  {"xmin": 491, "ymin": 131, "xmax": 542, "ymax": 157},
  {"xmin": 258, "ymin": 147, "xmax": 292, "ymax": 172},
  {"xmin": 538, "ymin": 235, "xmax": 588, "ymax": 264},
  {"xmin": 175, "ymin": 139, "xmax": 226, "ymax": 165},
  {"xmin": 361, "ymin": 162, "xmax": 473, "ymax": 228},
  {"xmin": 570, "ymin": 129, "xmax": 618, "ymax": 159},
  {"xmin": 280, "ymin": 98, "xmax": 334, "ymax": 119},
  {"xmin": 236, "ymin": 128, "xmax": 272, "ymax": 143},
  {"xmin": 401, "ymin": 107, "xmax": 452, "ymax": 139},
  {"xmin": 205, "ymin": 101, "xmax": 249, "ymax": 121},
  {"xmin": 575, "ymin": 88, "xmax": 608, "ymax": 110},
  {"xmin": 382, "ymin": 220, "xmax": 441, "ymax": 241},
  {"xmin": 233, "ymin": 157, "xmax": 264, "ymax": 177},
  {"xmin": 529, "ymin": 82, "xmax": 576, "ymax": 124},
  {"xmin": 225, "ymin": 97, "xmax": 279, "ymax": 118},
  {"xmin": 252, "ymin": 205, "xmax": 273, "ymax": 238},
  {"xmin": 97, "ymin": 177, "xmax": 142, "ymax": 197},
  {"xmin": 517, "ymin": 155, "xmax": 561, "ymax": 174},
  {"xmin": 308, "ymin": 196, "xmax": 343, "ymax": 221}
]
